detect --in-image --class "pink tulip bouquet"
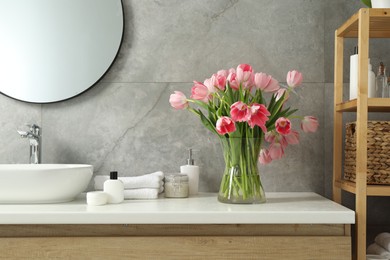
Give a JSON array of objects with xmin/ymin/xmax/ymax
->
[{"xmin": 169, "ymin": 64, "xmax": 318, "ymax": 204}]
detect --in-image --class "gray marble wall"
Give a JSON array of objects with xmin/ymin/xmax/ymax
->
[{"xmin": 1, "ymin": 0, "xmax": 387, "ymax": 209}]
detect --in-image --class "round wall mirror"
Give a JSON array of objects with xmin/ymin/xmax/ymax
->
[{"xmin": 0, "ymin": 0, "xmax": 124, "ymax": 103}]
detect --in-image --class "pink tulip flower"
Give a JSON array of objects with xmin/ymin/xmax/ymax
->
[
  {"xmin": 269, "ymin": 142, "xmax": 284, "ymax": 160},
  {"xmin": 248, "ymin": 103, "xmax": 270, "ymax": 133},
  {"xmin": 217, "ymin": 69, "xmax": 229, "ymax": 78},
  {"xmin": 236, "ymin": 64, "xmax": 253, "ymax": 82},
  {"xmin": 227, "ymin": 71, "xmax": 239, "ymax": 90},
  {"xmin": 286, "ymin": 70, "xmax": 303, "ymax": 88},
  {"xmin": 283, "ymin": 130, "xmax": 300, "ymax": 145},
  {"xmin": 216, "ymin": 116, "xmax": 236, "ymax": 135},
  {"xmin": 254, "ymin": 73, "xmax": 280, "ymax": 93},
  {"xmin": 210, "ymin": 73, "xmax": 226, "ymax": 91},
  {"xmin": 265, "ymin": 131, "xmax": 276, "ymax": 143},
  {"xmin": 265, "ymin": 131, "xmax": 287, "ymax": 148},
  {"xmin": 259, "ymin": 149, "xmax": 272, "ymax": 165},
  {"xmin": 230, "ymin": 101, "xmax": 251, "ymax": 122},
  {"xmin": 301, "ymin": 116, "xmax": 319, "ymax": 133},
  {"xmin": 169, "ymin": 91, "xmax": 188, "ymax": 110},
  {"xmin": 204, "ymin": 78, "xmax": 217, "ymax": 93},
  {"xmin": 274, "ymin": 88, "xmax": 289, "ymax": 102},
  {"xmin": 236, "ymin": 64, "xmax": 254, "ymax": 90},
  {"xmin": 279, "ymin": 134, "xmax": 288, "ymax": 148},
  {"xmin": 191, "ymin": 81, "xmax": 210, "ymax": 103},
  {"xmin": 228, "ymin": 68, "xmax": 236, "ymax": 74},
  {"xmin": 275, "ymin": 117, "xmax": 291, "ymax": 135}
]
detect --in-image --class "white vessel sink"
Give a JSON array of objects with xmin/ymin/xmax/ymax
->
[{"xmin": 0, "ymin": 164, "xmax": 93, "ymax": 203}]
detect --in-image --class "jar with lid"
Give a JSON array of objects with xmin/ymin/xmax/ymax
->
[{"xmin": 164, "ymin": 174, "xmax": 189, "ymax": 198}]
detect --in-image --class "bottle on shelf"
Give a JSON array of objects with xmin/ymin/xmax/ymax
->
[
  {"xmin": 376, "ymin": 62, "xmax": 388, "ymax": 98},
  {"xmin": 368, "ymin": 59, "xmax": 376, "ymax": 98},
  {"xmin": 388, "ymin": 77, "xmax": 390, "ymax": 94},
  {"xmin": 349, "ymin": 46, "xmax": 358, "ymax": 100}
]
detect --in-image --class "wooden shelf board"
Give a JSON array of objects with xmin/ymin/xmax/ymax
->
[
  {"xmin": 335, "ymin": 179, "xmax": 390, "ymax": 196},
  {"xmin": 335, "ymin": 179, "xmax": 357, "ymax": 194},
  {"xmin": 337, "ymin": 14, "xmax": 358, "ymax": 38},
  {"xmin": 335, "ymin": 98, "xmax": 390, "ymax": 112},
  {"xmin": 337, "ymin": 8, "xmax": 390, "ymax": 38}
]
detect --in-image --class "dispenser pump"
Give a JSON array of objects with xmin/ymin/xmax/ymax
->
[
  {"xmin": 187, "ymin": 149, "xmax": 195, "ymax": 165},
  {"xmin": 110, "ymin": 171, "xmax": 118, "ymax": 180},
  {"xmin": 353, "ymin": 46, "xmax": 358, "ymax": 55}
]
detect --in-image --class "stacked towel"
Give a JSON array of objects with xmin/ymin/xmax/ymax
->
[
  {"xmin": 94, "ymin": 171, "xmax": 164, "ymax": 199},
  {"xmin": 376, "ymin": 233, "xmax": 390, "ymax": 252},
  {"xmin": 367, "ymin": 233, "xmax": 390, "ymax": 259}
]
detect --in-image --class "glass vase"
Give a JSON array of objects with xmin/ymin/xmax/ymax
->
[{"xmin": 217, "ymin": 137, "xmax": 266, "ymax": 204}]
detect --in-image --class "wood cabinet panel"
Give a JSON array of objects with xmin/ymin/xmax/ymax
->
[{"xmin": 0, "ymin": 236, "xmax": 351, "ymax": 260}]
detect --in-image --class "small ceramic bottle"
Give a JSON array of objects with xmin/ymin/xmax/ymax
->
[{"xmin": 103, "ymin": 171, "xmax": 124, "ymax": 204}]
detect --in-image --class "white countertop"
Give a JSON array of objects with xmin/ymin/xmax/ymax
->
[{"xmin": 0, "ymin": 192, "xmax": 355, "ymax": 225}]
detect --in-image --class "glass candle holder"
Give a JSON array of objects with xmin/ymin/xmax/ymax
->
[{"xmin": 164, "ymin": 174, "xmax": 189, "ymax": 198}]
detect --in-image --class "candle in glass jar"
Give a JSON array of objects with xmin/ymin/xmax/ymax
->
[{"xmin": 164, "ymin": 174, "xmax": 189, "ymax": 198}]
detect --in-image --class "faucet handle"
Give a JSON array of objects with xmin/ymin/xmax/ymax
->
[
  {"xmin": 17, "ymin": 130, "xmax": 28, "ymax": 138},
  {"xmin": 26, "ymin": 124, "xmax": 40, "ymax": 135},
  {"xmin": 26, "ymin": 124, "xmax": 40, "ymax": 130}
]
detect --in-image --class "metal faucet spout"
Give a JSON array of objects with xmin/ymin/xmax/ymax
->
[{"xmin": 17, "ymin": 124, "xmax": 41, "ymax": 164}]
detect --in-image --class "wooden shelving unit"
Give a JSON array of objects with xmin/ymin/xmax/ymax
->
[
  {"xmin": 333, "ymin": 8, "xmax": 390, "ymax": 260},
  {"xmin": 336, "ymin": 98, "xmax": 390, "ymax": 112}
]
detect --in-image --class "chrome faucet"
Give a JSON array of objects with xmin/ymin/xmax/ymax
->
[{"xmin": 17, "ymin": 124, "xmax": 41, "ymax": 164}]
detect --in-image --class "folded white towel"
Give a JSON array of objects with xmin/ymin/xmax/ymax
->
[
  {"xmin": 124, "ymin": 188, "xmax": 159, "ymax": 199},
  {"xmin": 367, "ymin": 243, "xmax": 390, "ymax": 258},
  {"xmin": 376, "ymin": 233, "xmax": 390, "ymax": 252},
  {"xmin": 94, "ymin": 171, "xmax": 164, "ymax": 190},
  {"xmin": 151, "ymin": 171, "xmax": 164, "ymax": 180}
]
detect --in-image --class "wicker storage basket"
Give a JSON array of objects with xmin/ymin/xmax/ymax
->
[{"xmin": 344, "ymin": 121, "xmax": 390, "ymax": 184}]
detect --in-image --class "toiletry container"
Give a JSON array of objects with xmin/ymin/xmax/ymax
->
[
  {"xmin": 382, "ymin": 64, "xmax": 389, "ymax": 97},
  {"xmin": 103, "ymin": 171, "xmax": 124, "ymax": 203},
  {"xmin": 87, "ymin": 191, "xmax": 108, "ymax": 206},
  {"xmin": 164, "ymin": 174, "xmax": 189, "ymax": 198},
  {"xmin": 349, "ymin": 46, "xmax": 358, "ymax": 100},
  {"xmin": 376, "ymin": 62, "xmax": 388, "ymax": 97},
  {"xmin": 368, "ymin": 60, "xmax": 376, "ymax": 98},
  {"xmin": 180, "ymin": 149, "xmax": 199, "ymax": 195}
]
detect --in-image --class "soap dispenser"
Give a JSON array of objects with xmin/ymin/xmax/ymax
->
[
  {"xmin": 103, "ymin": 171, "xmax": 124, "ymax": 204},
  {"xmin": 180, "ymin": 149, "xmax": 199, "ymax": 195}
]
